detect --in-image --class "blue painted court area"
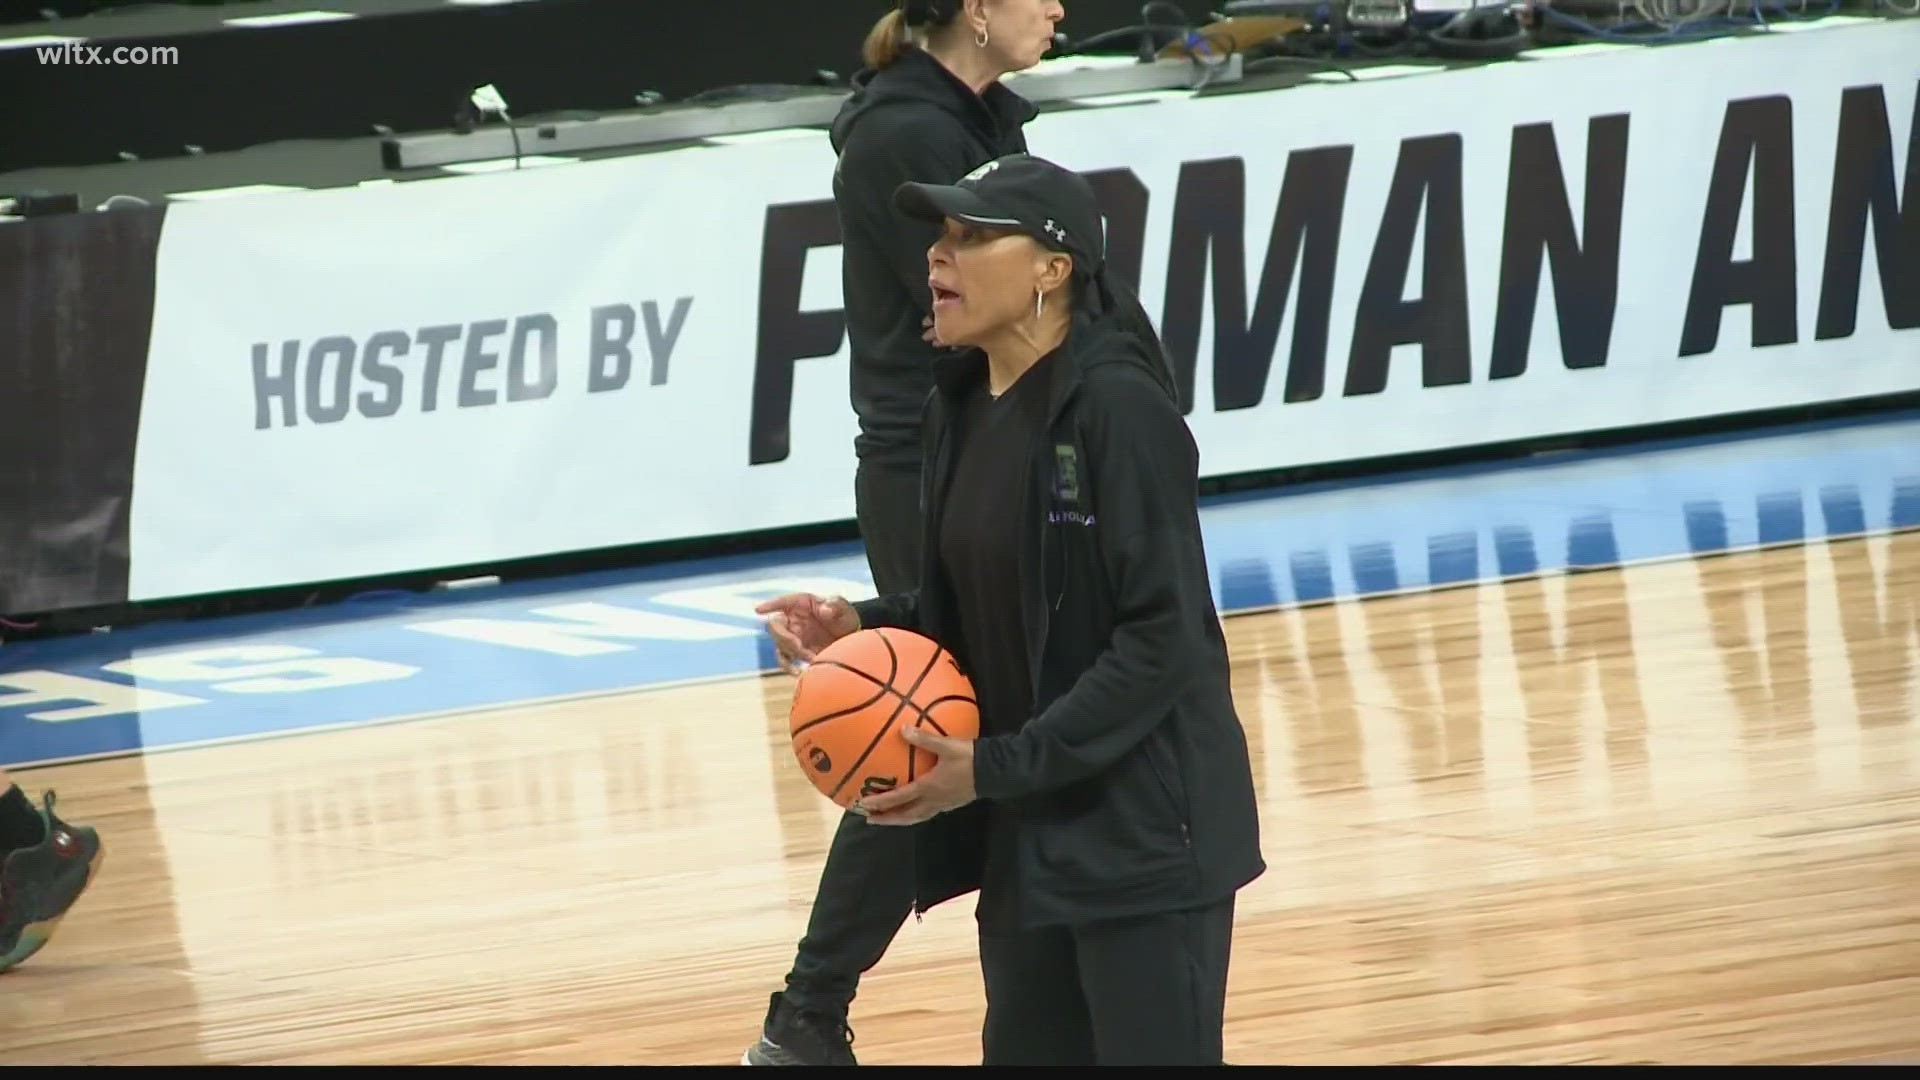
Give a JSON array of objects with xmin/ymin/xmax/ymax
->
[{"xmin": 3, "ymin": 409, "xmax": 1918, "ymax": 769}]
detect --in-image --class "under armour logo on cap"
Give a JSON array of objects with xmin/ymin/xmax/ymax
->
[
  {"xmin": 962, "ymin": 159, "xmax": 1002, "ymax": 184},
  {"xmin": 1044, "ymin": 219, "xmax": 1066, "ymax": 243}
]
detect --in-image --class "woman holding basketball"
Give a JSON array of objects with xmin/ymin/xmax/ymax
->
[
  {"xmin": 742, "ymin": 0, "xmax": 1065, "ymax": 1068},
  {"xmin": 756, "ymin": 153, "xmax": 1265, "ymax": 1065}
]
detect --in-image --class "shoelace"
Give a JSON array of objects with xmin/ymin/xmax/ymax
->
[{"xmin": 795, "ymin": 1010, "xmax": 856, "ymax": 1050}]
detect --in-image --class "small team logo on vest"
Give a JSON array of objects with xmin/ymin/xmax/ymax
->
[
  {"xmin": 1053, "ymin": 444, "xmax": 1081, "ymax": 503},
  {"xmin": 1050, "ymin": 444, "xmax": 1095, "ymax": 526}
]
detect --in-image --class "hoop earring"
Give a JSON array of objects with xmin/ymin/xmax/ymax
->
[
  {"xmin": 976, "ymin": 26, "xmax": 990, "ymax": 48},
  {"xmin": 1035, "ymin": 288, "xmax": 1044, "ymax": 320}
]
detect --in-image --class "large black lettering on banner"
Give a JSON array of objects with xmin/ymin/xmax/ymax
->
[
  {"xmin": 0, "ymin": 206, "xmax": 165, "ymax": 615},
  {"xmin": 1817, "ymin": 80, "xmax": 1920, "ymax": 341},
  {"xmin": 1345, "ymin": 134, "xmax": 1472, "ymax": 397},
  {"xmin": 1161, "ymin": 147, "xmax": 1351, "ymax": 415},
  {"xmin": 1489, "ymin": 114, "xmax": 1631, "ymax": 378},
  {"xmin": 1084, "ymin": 166, "xmax": 1150, "ymax": 294},
  {"xmin": 1681, "ymin": 95, "xmax": 1800, "ymax": 357},
  {"xmin": 750, "ymin": 198, "xmax": 845, "ymax": 466}
]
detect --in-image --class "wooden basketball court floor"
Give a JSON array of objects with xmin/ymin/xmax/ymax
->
[{"xmin": 1, "ymin": 413, "xmax": 1916, "ymax": 1065}]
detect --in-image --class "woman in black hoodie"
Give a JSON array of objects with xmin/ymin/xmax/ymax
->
[
  {"xmin": 743, "ymin": 1, "xmax": 1064, "ymax": 1068},
  {"xmin": 757, "ymin": 154, "xmax": 1266, "ymax": 1065}
]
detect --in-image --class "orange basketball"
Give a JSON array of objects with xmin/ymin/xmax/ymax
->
[{"xmin": 789, "ymin": 627, "xmax": 979, "ymax": 810}]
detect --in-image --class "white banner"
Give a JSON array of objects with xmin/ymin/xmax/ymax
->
[{"xmin": 130, "ymin": 21, "xmax": 1920, "ymax": 601}]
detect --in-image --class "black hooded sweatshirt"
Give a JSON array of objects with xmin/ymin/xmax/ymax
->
[
  {"xmin": 829, "ymin": 47, "xmax": 1038, "ymax": 470},
  {"xmin": 851, "ymin": 294, "xmax": 1267, "ymax": 930}
]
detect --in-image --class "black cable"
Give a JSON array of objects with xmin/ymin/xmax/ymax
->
[
  {"xmin": 1061, "ymin": 24, "xmax": 1170, "ymax": 52},
  {"xmin": 1054, "ymin": 1, "xmax": 1196, "ymax": 57},
  {"xmin": 1418, "ymin": 3, "xmax": 1534, "ymax": 59},
  {"xmin": 1244, "ymin": 52, "xmax": 1360, "ymax": 80},
  {"xmin": 453, "ymin": 92, "xmax": 526, "ymax": 171},
  {"xmin": 678, "ymin": 83, "xmax": 832, "ymax": 107},
  {"xmin": 1239, "ymin": 0, "xmax": 1534, "ymax": 66},
  {"xmin": 486, "ymin": 100, "xmax": 524, "ymax": 170},
  {"xmin": 1197, "ymin": 28, "xmax": 1247, "ymax": 56},
  {"xmin": 1138, "ymin": 0, "xmax": 1190, "ymax": 23},
  {"xmin": 1140, "ymin": 0, "xmax": 1193, "ymax": 48}
]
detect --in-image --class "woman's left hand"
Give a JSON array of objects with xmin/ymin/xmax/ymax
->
[{"xmin": 859, "ymin": 726, "xmax": 977, "ymax": 825}]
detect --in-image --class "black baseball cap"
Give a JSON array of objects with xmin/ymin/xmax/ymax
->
[{"xmin": 894, "ymin": 154, "xmax": 1105, "ymax": 274}]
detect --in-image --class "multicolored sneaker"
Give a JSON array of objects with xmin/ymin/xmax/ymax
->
[
  {"xmin": 0, "ymin": 791, "xmax": 104, "ymax": 974},
  {"xmin": 741, "ymin": 991, "xmax": 859, "ymax": 1066}
]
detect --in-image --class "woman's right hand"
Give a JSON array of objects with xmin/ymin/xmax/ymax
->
[{"xmin": 754, "ymin": 593, "xmax": 860, "ymax": 673}]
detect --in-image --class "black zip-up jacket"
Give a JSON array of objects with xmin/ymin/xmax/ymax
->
[
  {"xmin": 851, "ymin": 302, "xmax": 1267, "ymax": 929},
  {"xmin": 829, "ymin": 48, "xmax": 1037, "ymax": 469}
]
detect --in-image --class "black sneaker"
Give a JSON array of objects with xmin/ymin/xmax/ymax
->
[
  {"xmin": 0, "ymin": 791, "xmax": 104, "ymax": 974},
  {"xmin": 741, "ymin": 991, "xmax": 858, "ymax": 1066}
]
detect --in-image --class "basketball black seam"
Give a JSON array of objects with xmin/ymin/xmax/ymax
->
[
  {"xmin": 800, "ymin": 682, "xmax": 977, "ymax": 780},
  {"xmin": 809, "ymin": 661, "xmax": 977, "ymax": 714},
  {"xmin": 908, "ymin": 702, "xmax": 944, "ymax": 780},
  {"xmin": 791, "ymin": 679, "xmax": 894, "ymax": 738},
  {"xmin": 827, "ymin": 634, "xmax": 942, "ymax": 801},
  {"xmin": 807, "ymin": 659, "xmax": 897, "ymax": 695},
  {"xmin": 798, "ymin": 674, "xmax": 975, "ymax": 736},
  {"xmin": 913, "ymin": 694, "xmax": 975, "ymax": 739},
  {"xmin": 828, "ymin": 632, "xmax": 934, "ymax": 800}
]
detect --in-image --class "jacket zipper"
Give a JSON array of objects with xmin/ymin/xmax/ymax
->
[
  {"xmin": 911, "ymin": 397, "xmax": 958, "ymax": 926},
  {"xmin": 1025, "ymin": 427, "xmax": 1052, "ymax": 705},
  {"xmin": 1025, "ymin": 374, "xmax": 1083, "ymax": 703}
]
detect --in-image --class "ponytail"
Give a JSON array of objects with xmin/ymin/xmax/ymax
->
[
  {"xmin": 863, "ymin": 9, "xmax": 910, "ymax": 70},
  {"xmin": 1088, "ymin": 263, "xmax": 1182, "ymax": 404}
]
